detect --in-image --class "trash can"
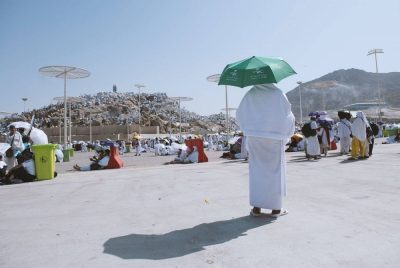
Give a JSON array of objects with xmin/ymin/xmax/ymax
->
[
  {"xmin": 63, "ymin": 149, "xmax": 70, "ymax": 162},
  {"xmin": 125, "ymin": 142, "xmax": 131, "ymax": 153},
  {"xmin": 31, "ymin": 144, "xmax": 58, "ymax": 181},
  {"xmin": 68, "ymin": 148, "xmax": 75, "ymax": 157}
]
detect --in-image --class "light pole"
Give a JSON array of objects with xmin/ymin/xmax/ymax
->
[
  {"xmin": 297, "ymin": 81, "xmax": 303, "ymax": 124},
  {"xmin": 134, "ymin": 84, "xmax": 145, "ymax": 135},
  {"xmin": 22, "ymin": 98, "xmax": 28, "ymax": 113},
  {"xmin": 207, "ymin": 74, "xmax": 230, "ymax": 134},
  {"xmin": 367, "ymin": 49, "xmax": 384, "ymax": 121}
]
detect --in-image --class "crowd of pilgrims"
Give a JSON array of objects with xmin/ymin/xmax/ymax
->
[
  {"xmin": 2, "ymin": 110, "xmax": 399, "ymax": 185},
  {"xmin": 286, "ymin": 110, "xmax": 385, "ymax": 160}
]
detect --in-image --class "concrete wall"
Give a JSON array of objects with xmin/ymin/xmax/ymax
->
[{"xmin": 42, "ymin": 125, "xmax": 159, "ymax": 142}]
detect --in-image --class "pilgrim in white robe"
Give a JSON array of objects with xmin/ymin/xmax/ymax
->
[
  {"xmin": 305, "ymin": 120, "xmax": 320, "ymax": 157},
  {"xmin": 236, "ymin": 84, "xmax": 295, "ymax": 210},
  {"xmin": 5, "ymin": 131, "xmax": 24, "ymax": 171},
  {"xmin": 337, "ymin": 119, "xmax": 352, "ymax": 154}
]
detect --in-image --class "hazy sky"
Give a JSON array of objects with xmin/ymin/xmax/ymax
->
[{"xmin": 0, "ymin": 0, "xmax": 399, "ymax": 116}]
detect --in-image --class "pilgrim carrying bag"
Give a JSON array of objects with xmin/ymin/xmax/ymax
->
[
  {"xmin": 301, "ymin": 123, "xmax": 317, "ymax": 138},
  {"xmin": 5, "ymin": 136, "xmax": 14, "ymax": 157}
]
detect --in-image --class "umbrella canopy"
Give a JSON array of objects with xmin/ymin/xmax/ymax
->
[
  {"xmin": 30, "ymin": 128, "xmax": 48, "ymax": 145},
  {"xmin": 8, "ymin": 121, "xmax": 32, "ymax": 130},
  {"xmin": 0, "ymin": 143, "xmax": 11, "ymax": 155},
  {"xmin": 308, "ymin": 111, "xmax": 328, "ymax": 117},
  {"xmin": 218, "ymin": 56, "xmax": 296, "ymax": 88}
]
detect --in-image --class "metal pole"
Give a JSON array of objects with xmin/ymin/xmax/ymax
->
[
  {"xmin": 297, "ymin": 81, "xmax": 303, "ymax": 124},
  {"xmin": 89, "ymin": 112, "xmax": 92, "ymax": 143},
  {"xmin": 63, "ymin": 73, "xmax": 67, "ymax": 148},
  {"xmin": 368, "ymin": 49, "xmax": 383, "ymax": 122},
  {"xmin": 179, "ymin": 98, "xmax": 182, "ymax": 137},
  {"xmin": 69, "ymin": 101, "xmax": 72, "ymax": 144},
  {"xmin": 59, "ymin": 119, "xmax": 62, "ymax": 144},
  {"xmin": 138, "ymin": 87, "xmax": 141, "ymax": 135},
  {"xmin": 374, "ymin": 52, "xmax": 382, "ymax": 121},
  {"xmin": 127, "ymin": 119, "xmax": 129, "ymax": 140},
  {"xmin": 22, "ymin": 98, "xmax": 27, "ymax": 113},
  {"xmin": 225, "ymin": 85, "xmax": 229, "ymax": 135}
]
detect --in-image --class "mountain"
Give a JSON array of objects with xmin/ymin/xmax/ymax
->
[{"xmin": 286, "ymin": 69, "xmax": 400, "ymax": 120}]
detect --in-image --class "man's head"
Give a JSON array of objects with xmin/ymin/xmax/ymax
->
[{"xmin": 9, "ymin": 125, "xmax": 16, "ymax": 133}]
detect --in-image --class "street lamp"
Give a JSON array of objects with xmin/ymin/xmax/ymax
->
[
  {"xmin": 22, "ymin": 98, "xmax": 28, "ymax": 113},
  {"xmin": 367, "ymin": 49, "xmax": 384, "ymax": 121},
  {"xmin": 297, "ymin": 81, "xmax": 303, "ymax": 124},
  {"xmin": 207, "ymin": 74, "xmax": 230, "ymax": 135},
  {"xmin": 134, "ymin": 84, "xmax": 145, "ymax": 135}
]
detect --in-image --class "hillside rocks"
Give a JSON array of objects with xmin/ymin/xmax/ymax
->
[{"xmin": 13, "ymin": 92, "xmax": 237, "ymax": 134}]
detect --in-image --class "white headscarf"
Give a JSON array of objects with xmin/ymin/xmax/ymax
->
[
  {"xmin": 236, "ymin": 84, "xmax": 295, "ymax": 140},
  {"xmin": 351, "ymin": 111, "xmax": 368, "ymax": 140}
]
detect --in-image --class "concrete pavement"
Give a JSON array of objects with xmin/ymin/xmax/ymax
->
[{"xmin": 1, "ymin": 142, "xmax": 400, "ymax": 267}]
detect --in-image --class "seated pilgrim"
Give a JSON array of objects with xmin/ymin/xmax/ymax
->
[
  {"xmin": 73, "ymin": 147, "xmax": 110, "ymax": 171},
  {"xmin": 165, "ymin": 145, "xmax": 199, "ymax": 164},
  {"xmin": 1, "ymin": 150, "xmax": 36, "ymax": 184}
]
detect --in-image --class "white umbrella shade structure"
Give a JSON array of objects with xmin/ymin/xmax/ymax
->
[
  {"xmin": 39, "ymin": 65, "xmax": 90, "ymax": 148},
  {"xmin": 8, "ymin": 121, "xmax": 32, "ymax": 130},
  {"xmin": 0, "ymin": 143, "xmax": 11, "ymax": 155},
  {"xmin": 30, "ymin": 128, "xmax": 48, "ymax": 145}
]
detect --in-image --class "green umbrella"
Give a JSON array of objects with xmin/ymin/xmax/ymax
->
[{"xmin": 218, "ymin": 56, "xmax": 296, "ymax": 88}]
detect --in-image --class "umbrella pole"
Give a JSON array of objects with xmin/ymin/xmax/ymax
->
[
  {"xmin": 59, "ymin": 119, "xmax": 62, "ymax": 144},
  {"xmin": 179, "ymin": 99, "xmax": 182, "ymax": 139},
  {"xmin": 225, "ymin": 85, "xmax": 229, "ymax": 136},
  {"xmin": 89, "ymin": 112, "xmax": 92, "ymax": 143},
  {"xmin": 63, "ymin": 73, "xmax": 67, "ymax": 148},
  {"xmin": 69, "ymin": 102, "xmax": 72, "ymax": 144}
]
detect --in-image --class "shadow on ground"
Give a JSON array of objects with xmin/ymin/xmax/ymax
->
[{"xmin": 103, "ymin": 216, "xmax": 273, "ymax": 260}]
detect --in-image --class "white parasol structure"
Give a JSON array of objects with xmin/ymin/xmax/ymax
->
[
  {"xmin": 170, "ymin": 96, "xmax": 193, "ymax": 138},
  {"xmin": 207, "ymin": 74, "xmax": 231, "ymax": 134},
  {"xmin": 39, "ymin": 66, "xmax": 90, "ymax": 148}
]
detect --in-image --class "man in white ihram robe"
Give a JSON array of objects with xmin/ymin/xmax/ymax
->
[
  {"xmin": 337, "ymin": 117, "xmax": 352, "ymax": 155},
  {"xmin": 236, "ymin": 84, "xmax": 295, "ymax": 217}
]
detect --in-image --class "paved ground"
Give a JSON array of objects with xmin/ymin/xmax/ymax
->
[{"xmin": 1, "ymin": 141, "xmax": 400, "ymax": 267}]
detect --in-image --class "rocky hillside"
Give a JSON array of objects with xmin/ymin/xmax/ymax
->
[
  {"xmin": 10, "ymin": 92, "xmax": 237, "ymax": 134},
  {"xmin": 287, "ymin": 69, "xmax": 400, "ymax": 120}
]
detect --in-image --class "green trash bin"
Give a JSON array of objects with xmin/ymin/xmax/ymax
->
[
  {"xmin": 63, "ymin": 149, "xmax": 70, "ymax": 162},
  {"xmin": 125, "ymin": 143, "xmax": 131, "ymax": 153},
  {"xmin": 31, "ymin": 144, "xmax": 58, "ymax": 181},
  {"xmin": 69, "ymin": 148, "xmax": 75, "ymax": 157}
]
